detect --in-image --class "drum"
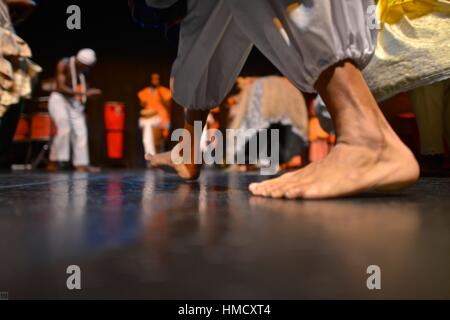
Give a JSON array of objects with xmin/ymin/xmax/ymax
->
[
  {"xmin": 13, "ymin": 115, "xmax": 30, "ymax": 141},
  {"xmin": 106, "ymin": 132, "xmax": 124, "ymax": 159},
  {"xmin": 104, "ymin": 102, "xmax": 125, "ymax": 131},
  {"xmin": 104, "ymin": 102, "xmax": 126, "ymax": 159},
  {"xmin": 30, "ymin": 113, "xmax": 55, "ymax": 141}
]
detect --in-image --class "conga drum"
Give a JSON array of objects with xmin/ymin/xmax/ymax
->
[
  {"xmin": 30, "ymin": 113, "xmax": 55, "ymax": 141},
  {"xmin": 13, "ymin": 115, "xmax": 30, "ymax": 141},
  {"xmin": 104, "ymin": 102, "xmax": 125, "ymax": 159}
]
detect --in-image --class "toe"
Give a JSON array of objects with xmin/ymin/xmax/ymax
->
[
  {"xmin": 256, "ymin": 179, "xmax": 284, "ymax": 197},
  {"xmin": 284, "ymin": 186, "xmax": 307, "ymax": 199},
  {"xmin": 249, "ymin": 183, "xmax": 263, "ymax": 195},
  {"xmin": 301, "ymin": 186, "xmax": 321, "ymax": 199},
  {"xmin": 266, "ymin": 181, "xmax": 292, "ymax": 198},
  {"xmin": 268, "ymin": 188, "xmax": 286, "ymax": 199}
]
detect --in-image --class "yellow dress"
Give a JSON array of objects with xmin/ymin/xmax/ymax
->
[
  {"xmin": 379, "ymin": 0, "xmax": 450, "ymax": 24},
  {"xmin": 363, "ymin": 0, "xmax": 450, "ymax": 101}
]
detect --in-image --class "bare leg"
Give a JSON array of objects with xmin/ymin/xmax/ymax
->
[
  {"xmin": 146, "ymin": 109, "xmax": 209, "ymax": 180},
  {"xmin": 249, "ymin": 61, "xmax": 419, "ymax": 199}
]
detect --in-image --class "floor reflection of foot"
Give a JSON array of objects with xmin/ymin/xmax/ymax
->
[
  {"xmin": 74, "ymin": 165, "xmax": 101, "ymax": 173},
  {"xmin": 146, "ymin": 149, "xmax": 201, "ymax": 181},
  {"xmin": 249, "ymin": 196, "xmax": 421, "ymax": 242},
  {"xmin": 249, "ymin": 125, "xmax": 419, "ymax": 200},
  {"xmin": 176, "ymin": 183, "xmax": 199, "ymax": 202}
]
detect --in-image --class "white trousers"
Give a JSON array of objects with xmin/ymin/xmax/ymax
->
[
  {"xmin": 48, "ymin": 92, "xmax": 89, "ymax": 166},
  {"xmin": 165, "ymin": 0, "xmax": 377, "ymax": 110},
  {"xmin": 139, "ymin": 116, "xmax": 161, "ymax": 156}
]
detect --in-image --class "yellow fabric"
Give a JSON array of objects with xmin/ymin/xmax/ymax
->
[
  {"xmin": 364, "ymin": 6, "xmax": 450, "ymax": 101},
  {"xmin": 379, "ymin": 0, "xmax": 450, "ymax": 25}
]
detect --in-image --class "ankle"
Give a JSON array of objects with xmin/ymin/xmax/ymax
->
[{"xmin": 336, "ymin": 117, "xmax": 385, "ymax": 150}]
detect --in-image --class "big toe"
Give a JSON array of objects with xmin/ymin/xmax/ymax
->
[{"xmin": 249, "ymin": 182, "xmax": 264, "ymax": 195}]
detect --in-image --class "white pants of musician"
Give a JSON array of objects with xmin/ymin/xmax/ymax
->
[
  {"xmin": 48, "ymin": 92, "xmax": 89, "ymax": 166},
  {"xmin": 139, "ymin": 116, "xmax": 161, "ymax": 156}
]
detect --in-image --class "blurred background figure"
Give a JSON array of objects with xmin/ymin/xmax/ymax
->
[
  {"xmin": 410, "ymin": 79, "xmax": 450, "ymax": 176},
  {"xmin": 0, "ymin": 0, "xmax": 41, "ymax": 168},
  {"xmin": 137, "ymin": 73, "xmax": 172, "ymax": 157},
  {"xmin": 199, "ymin": 107, "xmax": 220, "ymax": 155},
  {"xmin": 308, "ymin": 97, "xmax": 335, "ymax": 163},
  {"xmin": 47, "ymin": 48, "xmax": 102, "ymax": 172},
  {"xmin": 228, "ymin": 76, "xmax": 308, "ymax": 172}
]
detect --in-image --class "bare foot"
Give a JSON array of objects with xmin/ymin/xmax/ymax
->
[
  {"xmin": 250, "ymin": 61, "xmax": 420, "ymax": 199},
  {"xmin": 74, "ymin": 165, "xmax": 101, "ymax": 173},
  {"xmin": 146, "ymin": 151, "xmax": 201, "ymax": 181},
  {"xmin": 249, "ymin": 121, "xmax": 419, "ymax": 199}
]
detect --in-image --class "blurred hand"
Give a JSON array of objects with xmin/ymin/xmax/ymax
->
[{"xmin": 87, "ymin": 88, "xmax": 102, "ymax": 97}]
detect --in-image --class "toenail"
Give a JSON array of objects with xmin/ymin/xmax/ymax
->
[{"xmin": 284, "ymin": 192, "xmax": 295, "ymax": 199}]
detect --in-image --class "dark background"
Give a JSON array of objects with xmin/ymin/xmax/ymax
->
[{"xmin": 15, "ymin": 0, "xmax": 279, "ymax": 168}]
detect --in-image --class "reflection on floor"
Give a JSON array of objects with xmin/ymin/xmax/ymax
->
[{"xmin": 0, "ymin": 170, "xmax": 449, "ymax": 299}]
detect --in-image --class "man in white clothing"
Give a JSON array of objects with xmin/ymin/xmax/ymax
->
[{"xmin": 48, "ymin": 48, "xmax": 102, "ymax": 172}]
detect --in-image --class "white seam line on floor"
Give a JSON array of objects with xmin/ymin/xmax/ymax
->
[{"xmin": 0, "ymin": 176, "xmax": 108, "ymax": 190}]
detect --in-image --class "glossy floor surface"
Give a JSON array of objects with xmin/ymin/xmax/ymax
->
[{"xmin": 0, "ymin": 170, "xmax": 449, "ymax": 299}]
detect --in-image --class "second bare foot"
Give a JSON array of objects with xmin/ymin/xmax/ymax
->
[{"xmin": 146, "ymin": 151, "xmax": 201, "ymax": 181}]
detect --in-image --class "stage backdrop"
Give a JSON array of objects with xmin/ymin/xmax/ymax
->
[{"xmin": 16, "ymin": 0, "xmax": 279, "ymax": 168}]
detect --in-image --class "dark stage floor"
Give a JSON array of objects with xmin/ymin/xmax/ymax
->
[{"xmin": 0, "ymin": 170, "xmax": 449, "ymax": 299}]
